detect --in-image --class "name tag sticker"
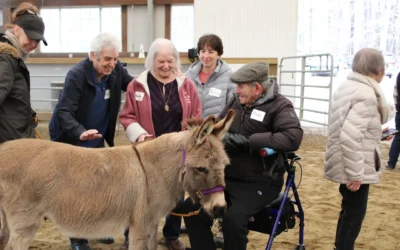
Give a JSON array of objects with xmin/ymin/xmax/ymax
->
[
  {"xmin": 135, "ymin": 91, "xmax": 145, "ymax": 101},
  {"xmin": 209, "ymin": 87, "xmax": 222, "ymax": 97},
  {"xmin": 250, "ymin": 109, "xmax": 266, "ymax": 122},
  {"xmin": 104, "ymin": 89, "xmax": 110, "ymax": 99}
]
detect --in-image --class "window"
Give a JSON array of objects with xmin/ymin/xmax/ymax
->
[
  {"xmin": 40, "ymin": 7, "xmax": 121, "ymax": 53},
  {"xmin": 0, "ymin": 9, "xmax": 3, "ymax": 25},
  {"xmin": 40, "ymin": 8, "xmax": 61, "ymax": 52},
  {"xmin": 171, "ymin": 5, "xmax": 194, "ymax": 52}
]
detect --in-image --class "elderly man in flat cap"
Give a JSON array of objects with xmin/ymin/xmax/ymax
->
[{"xmin": 181, "ymin": 61, "xmax": 304, "ymax": 250}]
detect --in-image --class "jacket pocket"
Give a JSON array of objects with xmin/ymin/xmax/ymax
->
[
  {"xmin": 0, "ymin": 117, "xmax": 34, "ymax": 140},
  {"xmin": 374, "ymin": 148, "xmax": 381, "ymax": 171}
]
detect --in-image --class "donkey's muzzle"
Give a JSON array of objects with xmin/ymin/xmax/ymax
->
[{"xmin": 213, "ymin": 205, "xmax": 227, "ymax": 217}]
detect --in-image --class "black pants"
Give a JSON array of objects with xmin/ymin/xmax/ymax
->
[
  {"xmin": 335, "ymin": 184, "xmax": 370, "ymax": 250},
  {"xmin": 388, "ymin": 112, "xmax": 400, "ymax": 167},
  {"xmin": 182, "ymin": 179, "xmax": 281, "ymax": 250},
  {"xmin": 70, "ymin": 238, "xmax": 88, "ymax": 244}
]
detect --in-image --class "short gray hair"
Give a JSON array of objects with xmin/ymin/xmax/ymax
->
[
  {"xmin": 352, "ymin": 48, "xmax": 385, "ymax": 76},
  {"xmin": 89, "ymin": 33, "xmax": 121, "ymax": 59},
  {"xmin": 248, "ymin": 80, "xmax": 272, "ymax": 90},
  {"xmin": 145, "ymin": 38, "xmax": 181, "ymax": 72}
]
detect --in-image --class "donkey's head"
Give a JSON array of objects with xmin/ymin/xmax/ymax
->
[{"xmin": 181, "ymin": 109, "xmax": 235, "ymax": 218}]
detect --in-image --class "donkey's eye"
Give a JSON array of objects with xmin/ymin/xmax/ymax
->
[{"xmin": 195, "ymin": 167, "xmax": 209, "ymax": 174}]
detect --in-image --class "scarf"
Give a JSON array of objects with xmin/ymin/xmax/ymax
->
[
  {"xmin": 347, "ymin": 71, "xmax": 390, "ymax": 124},
  {"xmin": 4, "ymin": 30, "xmax": 29, "ymax": 60}
]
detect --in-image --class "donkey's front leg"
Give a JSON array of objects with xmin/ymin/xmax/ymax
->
[
  {"xmin": 146, "ymin": 222, "xmax": 159, "ymax": 250},
  {"xmin": 128, "ymin": 221, "xmax": 152, "ymax": 250},
  {"xmin": 0, "ymin": 208, "xmax": 10, "ymax": 249}
]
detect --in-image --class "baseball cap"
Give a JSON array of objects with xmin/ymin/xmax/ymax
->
[{"xmin": 15, "ymin": 10, "xmax": 47, "ymax": 46}]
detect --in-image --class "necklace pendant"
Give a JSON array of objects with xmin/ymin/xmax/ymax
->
[{"xmin": 165, "ymin": 104, "xmax": 169, "ymax": 112}]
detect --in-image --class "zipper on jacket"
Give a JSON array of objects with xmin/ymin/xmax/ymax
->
[
  {"xmin": 241, "ymin": 106, "xmax": 248, "ymax": 123},
  {"xmin": 239, "ymin": 106, "xmax": 252, "ymax": 154},
  {"xmin": 237, "ymin": 106, "xmax": 246, "ymax": 133}
]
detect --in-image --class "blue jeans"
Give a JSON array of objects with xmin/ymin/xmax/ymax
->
[
  {"xmin": 124, "ymin": 198, "xmax": 183, "ymax": 239},
  {"xmin": 388, "ymin": 112, "xmax": 400, "ymax": 167}
]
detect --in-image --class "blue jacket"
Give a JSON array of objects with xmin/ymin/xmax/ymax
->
[{"xmin": 49, "ymin": 58, "xmax": 133, "ymax": 147}]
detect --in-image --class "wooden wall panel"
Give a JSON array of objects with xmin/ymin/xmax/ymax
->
[
  {"xmin": 121, "ymin": 5, "xmax": 128, "ymax": 52},
  {"xmin": 164, "ymin": 4, "xmax": 170, "ymax": 39},
  {"xmin": 42, "ymin": 0, "xmax": 101, "ymax": 6},
  {"xmin": 9, "ymin": 0, "xmax": 41, "ymax": 6},
  {"xmin": 1, "ymin": 0, "xmax": 193, "ymax": 7},
  {"xmin": 2, "ymin": 8, "xmax": 11, "ymax": 26},
  {"xmin": 157, "ymin": 0, "xmax": 193, "ymax": 3},
  {"xmin": 101, "ymin": 0, "xmax": 146, "ymax": 4}
]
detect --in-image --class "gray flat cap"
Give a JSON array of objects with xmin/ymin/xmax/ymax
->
[{"xmin": 230, "ymin": 61, "xmax": 269, "ymax": 84}]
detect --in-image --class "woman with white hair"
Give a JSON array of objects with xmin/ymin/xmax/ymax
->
[
  {"xmin": 49, "ymin": 32, "xmax": 133, "ymax": 250},
  {"xmin": 324, "ymin": 48, "xmax": 391, "ymax": 250},
  {"xmin": 119, "ymin": 38, "xmax": 202, "ymax": 250}
]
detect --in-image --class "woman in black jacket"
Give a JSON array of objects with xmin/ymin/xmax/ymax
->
[
  {"xmin": 0, "ymin": 2, "xmax": 47, "ymax": 143},
  {"xmin": 387, "ymin": 72, "xmax": 400, "ymax": 169}
]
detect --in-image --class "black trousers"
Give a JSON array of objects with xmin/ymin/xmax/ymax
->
[
  {"xmin": 182, "ymin": 179, "xmax": 281, "ymax": 250},
  {"xmin": 335, "ymin": 184, "xmax": 370, "ymax": 250},
  {"xmin": 70, "ymin": 238, "xmax": 88, "ymax": 244},
  {"xmin": 388, "ymin": 112, "xmax": 400, "ymax": 167}
]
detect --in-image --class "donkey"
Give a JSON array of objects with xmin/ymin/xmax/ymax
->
[{"xmin": 0, "ymin": 110, "xmax": 235, "ymax": 250}]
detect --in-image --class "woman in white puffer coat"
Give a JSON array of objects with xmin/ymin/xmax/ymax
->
[{"xmin": 324, "ymin": 48, "xmax": 391, "ymax": 250}]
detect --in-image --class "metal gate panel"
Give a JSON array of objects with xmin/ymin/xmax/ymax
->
[{"xmin": 279, "ymin": 54, "xmax": 335, "ymax": 126}]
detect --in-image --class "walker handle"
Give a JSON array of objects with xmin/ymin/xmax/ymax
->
[{"xmin": 259, "ymin": 147, "xmax": 277, "ymax": 158}]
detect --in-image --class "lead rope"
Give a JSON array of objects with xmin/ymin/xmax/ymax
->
[{"xmin": 169, "ymin": 146, "xmax": 201, "ymax": 217}]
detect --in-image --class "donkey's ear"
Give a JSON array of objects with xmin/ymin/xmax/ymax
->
[
  {"xmin": 195, "ymin": 115, "xmax": 216, "ymax": 145},
  {"xmin": 212, "ymin": 109, "xmax": 235, "ymax": 140}
]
